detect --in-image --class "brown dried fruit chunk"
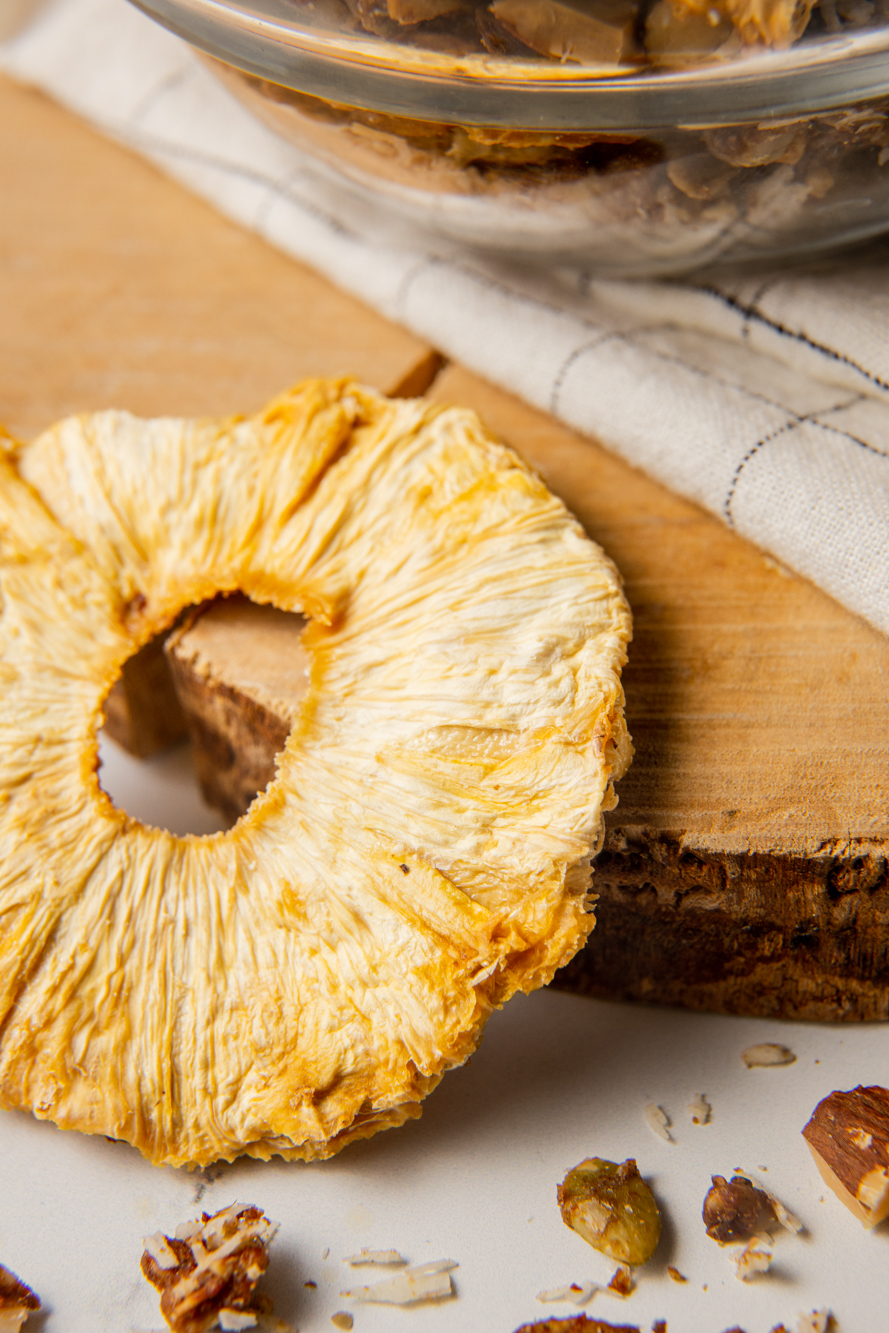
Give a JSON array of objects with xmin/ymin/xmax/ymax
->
[
  {"xmin": 0, "ymin": 1265, "xmax": 40, "ymax": 1332},
  {"xmin": 388, "ymin": 0, "xmax": 463, "ymax": 21},
  {"xmin": 702, "ymin": 1175, "xmax": 776, "ymax": 1242},
  {"xmin": 140, "ymin": 1203, "xmax": 277, "ymax": 1333},
  {"xmin": 802, "ymin": 1084, "xmax": 889, "ymax": 1228},
  {"xmin": 491, "ymin": 0, "xmax": 636, "ymax": 64},
  {"xmin": 558, "ymin": 1158, "xmax": 661, "ymax": 1266}
]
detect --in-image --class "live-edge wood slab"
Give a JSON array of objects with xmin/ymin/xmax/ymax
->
[
  {"xmin": 430, "ymin": 368, "xmax": 889, "ymax": 1023},
  {"xmin": 3, "ymin": 71, "xmax": 888, "ymax": 1022}
]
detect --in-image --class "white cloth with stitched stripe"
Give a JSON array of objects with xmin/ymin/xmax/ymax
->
[{"xmin": 3, "ymin": 0, "xmax": 889, "ymax": 635}]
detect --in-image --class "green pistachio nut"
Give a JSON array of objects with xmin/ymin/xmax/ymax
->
[{"xmin": 557, "ymin": 1156, "xmax": 661, "ymax": 1266}]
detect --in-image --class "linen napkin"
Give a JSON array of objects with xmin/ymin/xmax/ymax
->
[{"xmin": 3, "ymin": 0, "xmax": 888, "ymax": 636}]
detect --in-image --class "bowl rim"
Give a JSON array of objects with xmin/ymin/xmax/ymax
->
[{"xmin": 132, "ymin": 0, "xmax": 889, "ymax": 128}]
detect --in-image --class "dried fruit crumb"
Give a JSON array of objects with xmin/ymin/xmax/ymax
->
[
  {"xmin": 741, "ymin": 1043, "xmax": 796, "ymax": 1068},
  {"xmin": 344, "ymin": 1250, "xmax": 406, "ymax": 1266},
  {"xmin": 536, "ymin": 1280, "xmax": 597, "ymax": 1305},
  {"xmin": 688, "ymin": 1093, "xmax": 711, "ymax": 1125},
  {"xmin": 734, "ymin": 1236, "xmax": 773, "ymax": 1281},
  {"xmin": 644, "ymin": 1103, "xmax": 673, "ymax": 1143},
  {"xmin": 666, "ymin": 1266, "xmax": 687, "ymax": 1283},
  {"xmin": 797, "ymin": 1311, "xmax": 832, "ymax": 1333}
]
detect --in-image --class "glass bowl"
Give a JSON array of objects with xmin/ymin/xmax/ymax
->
[{"xmin": 131, "ymin": 0, "xmax": 889, "ymax": 275}]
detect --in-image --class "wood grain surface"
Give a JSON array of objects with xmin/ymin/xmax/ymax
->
[
  {"xmin": 0, "ymin": 74, "xmax": 432, "ymax": 441},
  {"xmin": 3, "ymin": 70, "xmax": 887, "ymax": 1021},
  {"xmin": 429, "ymin": 368, "xmax": 889, "ymax": 1021}
]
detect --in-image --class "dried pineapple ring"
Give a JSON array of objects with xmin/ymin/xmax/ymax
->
[{"xmin": 0, "ymin": 379, "xmax": 631, "ymax": 1167}]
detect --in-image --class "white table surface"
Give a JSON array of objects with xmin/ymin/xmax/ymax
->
[{"xmin": 2, "ymin": 738, "xmax": 886, "ymax": 1333}]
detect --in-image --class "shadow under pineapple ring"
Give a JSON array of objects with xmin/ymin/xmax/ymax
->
[{"xmin": 0, "ymin": 378, "xmax": 631, "ymax": 1168}]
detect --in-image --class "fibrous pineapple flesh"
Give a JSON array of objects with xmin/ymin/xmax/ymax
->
[{"xmin": 0, "ymin": 379, "xmax": 631, "ymax": 1167}]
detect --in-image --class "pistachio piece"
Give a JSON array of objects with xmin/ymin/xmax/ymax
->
[{"xmin": 557, "ymin": 1157, "xmax": 661, "ymax": 1266}]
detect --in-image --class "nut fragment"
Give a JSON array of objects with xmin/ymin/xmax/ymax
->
[
  {"xmin": 666, "ymin": 1266, "xmax": 687, "ymax": 1283},
  {"xmin": 702, "ymin": 1175, "xmax": 775, "ymax": 1242},
  {"xmin": 140, "ymin": 1203, "xmax": 278, "ymax": 1333},
  {"xmin": 606, "ymin": 1264, "xmax": 634, "ymax": 1297},
  {"xmin": 802, "ymin": 1084, "xmax": 889, "ymax": 1228},
  {"xmin": 558, "ymin": 1158, "xmax": 661, "ymax": 1266},
  {"xmin": 741, "ymin": 1043, "xmax": 796, "ymax": 1068},
  {"xmin": 512, "ymin": 1318, "xmax": 642, "ymax": 1332},
  {"xmin": 331, "ymin": 1316, "xmax": 354, "ymax": 1332},
  {"xmin": 732, "ymin": 1171, "xmax": 802, "ymax": 1234},
  {"xmin": 0, "ymin": 1266, "xmax": 40, "ymax": 1333}
]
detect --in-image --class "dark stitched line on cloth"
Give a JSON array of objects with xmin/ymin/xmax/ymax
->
[
  {"xmin": 724, "ymin": 420, "xmax": 798, "ymax": 527},
  {"xmin": 699, "ymin": 285, "xmax": 889, "ymax": 394},
  {"xmin": 396, "ymin": 258, "xmax": 614, "ymax": 331},
  {"xmin": 551, "ymin": 334, "xmax": 631, "ymax": 417},
  {"xmin": 551, "ymin": 327, "xmax": 858, "ymax": 423},
  {"xmin": 117, "ymin": 130, "xmax": 360, "ymax": 241},
  {"xmin": 811, "ymin": 416, "xmax": 889, "ymax": 460},
  {"xmin": 739, "ymin": 277, "xmax": 781, "ymax": 341}
]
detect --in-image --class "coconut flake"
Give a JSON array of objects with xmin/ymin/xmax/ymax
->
[
  {"xmin": 688, "ymin": 1093, "xmax": 712, "ymax": 1125},
  {"xmin": 344, "ymin": 1250, "xmax": 406, "ymax": 1266},
  {"xmin": 734, "ymin": 1236, "xmax": 773, "ymax": 1281},
  {"xmin": 536, "ymin": 1282, "xmax": 597, "ymax": 1306},
  {"xmin": 341, "ymin": 1260, "xmax": 456, "ymax": 1304},
  {"xmin": 218, "ymin": 1312, "xmax": 258, "ymax": 1331},
  {"xmin": 142, "ymin": 1233, "xmax": 179, "ymax": 1271},
  {"xmin": 741, "ymin": 1043, "xmax": 796, "ymax": 1068},
  {"xmin": 644, "ymin": 1103, "xmax": 673, "ymax": 1143}
]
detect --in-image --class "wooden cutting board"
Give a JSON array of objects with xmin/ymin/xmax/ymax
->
[{"xmin": 2, "ymin": 72, "xmax": 887, "ymax": 1022}]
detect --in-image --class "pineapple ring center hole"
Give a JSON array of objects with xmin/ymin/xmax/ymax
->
[{"xmin": 97, "ymin": 593, "xmax": 310, "ymax": 836}]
